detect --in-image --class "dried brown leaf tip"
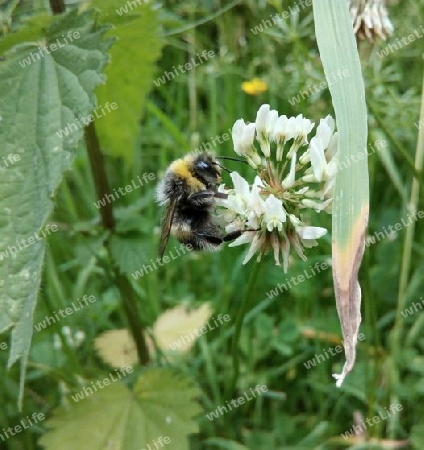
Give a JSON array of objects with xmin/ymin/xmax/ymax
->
[{"xmin": 349, "ymin": 0, "xmax": 394, "ymax": 42}]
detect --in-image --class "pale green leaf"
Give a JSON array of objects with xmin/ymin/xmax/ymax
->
[
  {"xmin": 0, "ymin": 8, "xmax": 113, "ymax": 405},
  {"xmin": 313, "ymin": 0, "xmax": 369, "ymax": 386},
  {"xmin": 39, "ymin": 368, "xmax": 201, "ymax": 450},
  {"xmin": 86, "ymin": 0, "xmax": 163, "ymax": 159}
]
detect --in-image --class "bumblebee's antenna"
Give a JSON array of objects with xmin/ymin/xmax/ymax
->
[
  {"xmin": 215, "ymin": 162, "xmax": 232, "ymax": 174},
  {"xmin": 217, "ymin": 156, "xmax": 249, "ymax": 165}
]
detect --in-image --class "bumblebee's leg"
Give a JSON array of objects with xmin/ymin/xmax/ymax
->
[
  {"xmin": 187, "ymin": 190, "xmax": 215, "ymax": 208},
  {"xmin": 223, "ymin": 229, "xmax": 260, "ymax": 242},
  {"xmin": 188, "ymin": 232, "xmax": 223, "ymax": 251},
  {"xmin": 223, "ymin": 230, "xmax": 243, "ymax": 241}
]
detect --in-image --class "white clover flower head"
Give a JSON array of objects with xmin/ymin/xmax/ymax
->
[
  {"xmin": 217, "ymin": 104, "xmax": 337, "ymax": 271},
  {"xmin": 349, "ymin": 0, "xmax": 394, "ymax": 42}
]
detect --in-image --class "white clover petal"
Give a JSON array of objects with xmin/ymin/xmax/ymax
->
[
  {"xmin": 242, "ymin": 122, "xmax": 256, "ymax": 149},
  {"xmin": 270, "ymin": 233, "xmax": 281, "ymax": 266},
  {"xmin": 255, "ymin": 104, "xmax": 270, "ymax": 134},
  {"xmin": 282, "ymin": 152, "xmax": 297, "ymax": 189},
  {"xmin": 309, "ymin": 136, "xmax": 326, "ymax": 182},
  {"xmin": 273, "ymin": 115, "xmax": 288, "ymax": 142},
  {"xmin": 302, "ymin": 173, "xmax": 317, "ymax": 183},
  {"xmin": 232, "ymin": 119, "xmax": 245, "ymax": 156},
  {"xmin": 228, "ymin": 231, "xmax": 255, "ymax": 248},
  {"xmin": 284, "ymin": 117, "xmax": 297, "ymax": 142},
  {"xmin": 266, "ymin": 110, "xmax": 278, "ymax": 135},
  {"xmin": 232, "ymin": 120, "xmax": 258, "ymax": 165},
  {"xmin": 295, "ymin": 186, "xmax": 309, "ymax": 195},
  {"xmin": 299, "ymin": 148, "xmax": 310, "ymax": 165},
  {"xmin": 249, "ymin": 178, "xmax": 266, "ymax": 216},
  {"xmin": 242, "ymin": 233, "xmax": 265, "ymax": 265},
  {"xmin": 230, "ymin": 171, "xmax": 250, "ymax": 200},
  {"xmin": 316, "ymin": 120, "xmax": 332, "ymax": 149},
  {"xmin": 226, "ymin": 195, "xmax": 245, "ymax": 215},
  {"xmin": 302, "ymin": 198, "xmax": 332, "ymax": 212},
  {"xmin": 225, "ymin": 219, "xmax": 244, "ymax": 234},
  {"xmin": 326, "ymin": 132, "xmax": 338, "ymax": 160},
  {"xmin": 297, "ymin": 226, "xmax": 327, "ymax": 240},
  {"xmin": 288, "ymin": 214, "xmax": 301, "ymax": 228},
  {"xmin": 263, "ymin": 194, "xmax": 286, "ymax": 232},
  {"xmin": 246, "ymin": 211, "xmax": 260, "ymax": 230}
]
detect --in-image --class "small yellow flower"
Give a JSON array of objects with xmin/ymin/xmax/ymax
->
[{"xmin": 241, "ymin": 78, "xmax": 268, "ymax": 96}]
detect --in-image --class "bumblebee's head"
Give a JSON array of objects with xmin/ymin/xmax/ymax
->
[{"xmin": 188, "ymin": 151, "xmax": 222, "ymax": 188}]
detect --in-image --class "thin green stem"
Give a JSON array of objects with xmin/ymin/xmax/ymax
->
[
  {"xmin": 226, "ymin": 263, "xmax": 261, "ymax": 398},
  {"xmin": 389, "ymin": 73, "xmax": 424, "ymax": 438},
  {"xmin": 84, "ymin": 121, "xmax": 149, "ymax": 365}
]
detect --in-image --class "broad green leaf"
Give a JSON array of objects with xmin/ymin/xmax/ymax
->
[
  {"xmin": 0, "ymin": 8, "xmax": 113, "ymax": 405},
  {"xmin": 85, "ymin": 0, "xmax": 163, "ymax": 159},
  {"xmin": 39, "ymin": 368, "xmax": 201, "ymax": 450},
  {"xmin": 313, "ymin": 1, "xmax": 369, "ymax": 386},
  {"xmin": 0, "ymin": 13, "xmax": 52, "ymax": 55}
]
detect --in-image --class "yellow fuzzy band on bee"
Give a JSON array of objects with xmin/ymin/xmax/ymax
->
[{"xmin": 170, "ymin": 159, "xmax": 205, "ymax": 191}]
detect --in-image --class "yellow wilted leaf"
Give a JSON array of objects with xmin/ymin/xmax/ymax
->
[
  {"xmin": 94, "ymin": 329, "xmax": 138, "ymax": 368},
  {"xmin": 151, "ymin": 303, "xmax": 213, "ymax": 353}
]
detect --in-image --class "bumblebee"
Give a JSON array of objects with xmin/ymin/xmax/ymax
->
[{"xmin": 156, "ymin": 150, "xmax": 231, "ymax": 258}]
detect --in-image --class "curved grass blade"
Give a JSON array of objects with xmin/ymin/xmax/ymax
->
[{"xmin": 313, "ymin": 0, "xmax": 369, "ymax": 386}]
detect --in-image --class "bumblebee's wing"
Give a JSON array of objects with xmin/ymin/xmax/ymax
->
[{"xmin": 159, "ymin": 196, "xmax": 178, "ymax": 259}]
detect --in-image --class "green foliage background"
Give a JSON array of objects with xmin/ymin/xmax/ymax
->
[{"xmin": 0, "ymin": 0, "xmax": 423, "ymax": 449}]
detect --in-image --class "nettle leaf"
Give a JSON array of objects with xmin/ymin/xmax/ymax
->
[
  {"xmin": 39, "ymin": 368, "xmax": 201, "ymax": 450},
  {"xmin": 0, "ymin": 8, "xmax": 113, "ymax": 405},
  {"xmin": 87, "ymin": 0, "xmax": 163, "ymax": 159}
]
